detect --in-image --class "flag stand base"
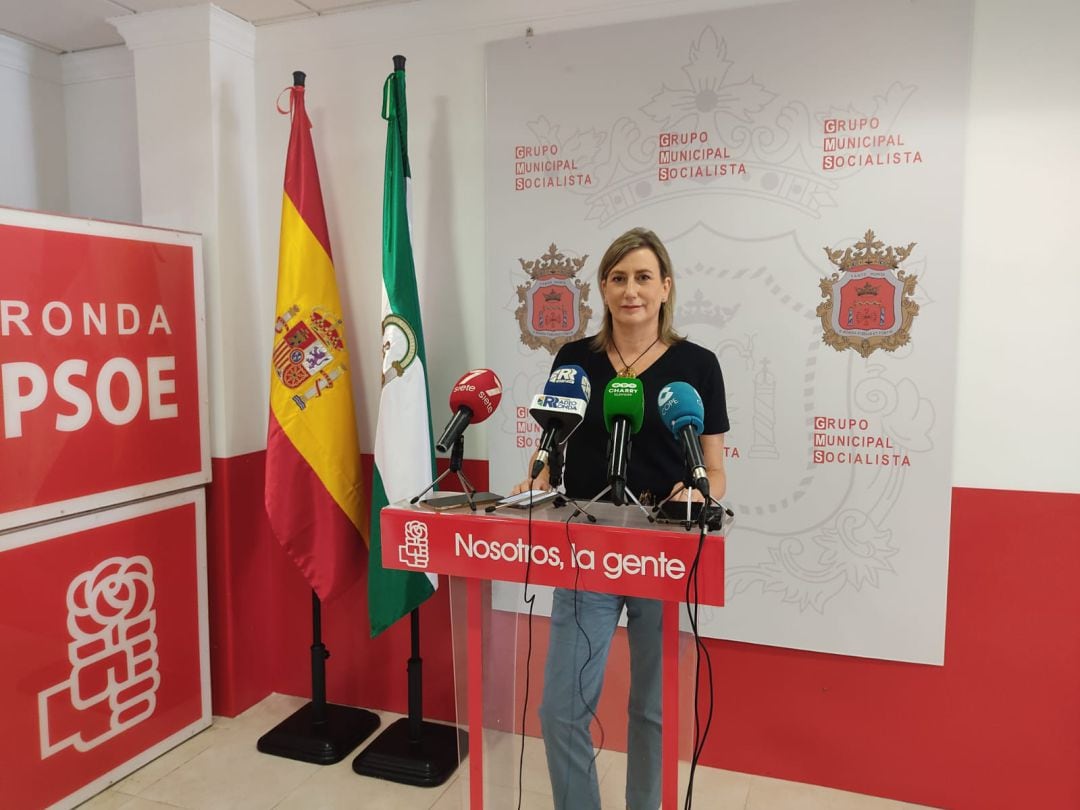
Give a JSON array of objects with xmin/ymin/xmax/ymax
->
[
  {"xmin": 257, "ymin": 591, "xmax": 380, "ymax": 764},
  {"xmin": 257, "ymin": 701, "xmax": 380, "ymax": 765},
  {"xmin": 352, "ymin": 717, "xmax": 465, "ymax": 787}
]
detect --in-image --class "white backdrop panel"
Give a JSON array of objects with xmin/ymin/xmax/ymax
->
[{"xmin": 485, "ymin": 0, "xmax": 972, "ymax": 664}]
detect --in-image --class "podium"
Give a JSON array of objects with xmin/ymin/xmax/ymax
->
[{"xmin": 380, "ymin": 502, "xmax": 724, "ymax": 809}]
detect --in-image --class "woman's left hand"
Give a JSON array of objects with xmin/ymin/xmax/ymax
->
[{"xmin": 667, "ymin": 482, "xmax": 705, "ymax": 503}]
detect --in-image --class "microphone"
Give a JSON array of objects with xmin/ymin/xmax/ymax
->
[
  {"xmin": 657, "ymin": 382, "xmax": 709, "ymax": 498},
  {"xmin": 529, "ymin": 364, "xmax": 591, "ymax": 479},
  {"xmin": 435, "ymin": 368, "xmax": 503, "ymax": 453},
  {"xmin": 602, "ymin": 378, "xmax": 645, "ymax": 505}
]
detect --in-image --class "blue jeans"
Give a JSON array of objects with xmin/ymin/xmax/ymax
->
[{"xmin": 539, "ymin": 588, "xmax": 662, "ymax": 810}]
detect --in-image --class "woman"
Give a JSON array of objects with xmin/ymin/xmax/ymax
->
[{"xmin": 510, "ymin": 227, "xmax": 729, "ymax": 810}]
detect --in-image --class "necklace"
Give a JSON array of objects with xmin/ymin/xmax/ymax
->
[{"xmin": 613, "ymin": 336, "xmax": 660, "ymax": 378}]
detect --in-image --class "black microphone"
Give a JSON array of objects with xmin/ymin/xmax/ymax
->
[
  {"xmin": 602, "ymin": 378, "xmax": 645, "ymax": 505},
  {"xmin": 528, "ymin": 365, "xmax": 591, "ymax": 479}
]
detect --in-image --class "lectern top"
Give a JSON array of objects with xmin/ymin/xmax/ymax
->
[{"xmin": 380, "ymin": 501, "xmax": 725, "ymax": 606}]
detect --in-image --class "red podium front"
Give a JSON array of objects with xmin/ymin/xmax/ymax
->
[{"xmin": 381, "ymin": 502, "xmax": 724, "ymax": 809}]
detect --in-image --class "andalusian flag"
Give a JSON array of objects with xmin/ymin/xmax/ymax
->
[
  {"xmin": 368, "ymin": 57, "xmax": 437, "ymax": 636},
  {"xmin": 265, "ymin": 73, "xmax": 365, "ymax": 602}
]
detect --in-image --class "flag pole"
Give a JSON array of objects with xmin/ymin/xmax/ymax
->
[
  {"xmin": 257, "ymin": 69, "xmax": 380, "ymax": 765},
  {"xmin": 351, "ymin": 588, "xmax": 464, "ymax": 787},
  {"xmin": 352, "ymin": 54, "xmax": 464, "ymax": 788}
]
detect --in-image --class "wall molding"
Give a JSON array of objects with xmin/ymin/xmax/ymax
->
[
  {"xmin": 0, "ymin": 31, "xmax": 61, "ymax": 82},
  {"xmin": 110, "ymin": 5, "xmax": 255, "ymax": 61},
  {"xmin": 61, "ymin": 45, "xmax": 134, "ymax": 85}
]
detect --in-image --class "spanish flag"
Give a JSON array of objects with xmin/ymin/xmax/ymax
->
[{"xmin": 265, "ymin": 73, "xmax": 365, "ymax": 602}]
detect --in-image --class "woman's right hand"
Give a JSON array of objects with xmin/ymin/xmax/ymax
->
[{"xmin": 509, "ymin": 474, "xmax": 552, "ymax": 496}]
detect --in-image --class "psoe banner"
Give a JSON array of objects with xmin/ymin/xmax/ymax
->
[
  {"xmin": 0, "ymin": 207, "xmax": 210, "ymax": 531},
  {"xmin": 0, "ymin": 489, "xmax": 210, "ymax": 810}
]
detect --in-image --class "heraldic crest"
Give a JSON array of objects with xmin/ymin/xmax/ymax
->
[
  {"xmin": 515, "ymin": 242, "xmax": 593, "ymax": 354},
  {"xmin": 817, "ymin": 229, "xmax": 919, "ymax": 359},
  {"xmin": 272, "ymin": 304, "xmax": 349, "ymax": 410}
]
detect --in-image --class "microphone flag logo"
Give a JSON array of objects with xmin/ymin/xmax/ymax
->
[
  {"xmin": 817, "ymin": 229, "xmax": 920, "ymax": 358},
  {"xmin": 515, "ymin": 242, "xmax": 593, "ymax": 354}
]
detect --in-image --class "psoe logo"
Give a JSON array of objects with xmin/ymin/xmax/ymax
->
[
  {"xmin": 400, "ymin": 520, "xmax": 431, "ymax": 570},
  {"xmin": 817, "ymin": 229, "xmax": 919, "ymax": 358},
  {"xmin": 39, "ymin": 556, "xmax": 160, "ymax": 757}
]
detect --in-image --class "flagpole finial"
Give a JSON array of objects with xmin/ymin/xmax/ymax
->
[
  {"xmin": 393, "ymin": 55, "xmax": 405, "ymax": 71},
  {"xmin": 293, "ymin": 71, "xmax": 306, "ymax": 87}
]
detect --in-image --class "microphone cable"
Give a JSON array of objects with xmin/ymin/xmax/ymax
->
[
  {"xmin": 516, "ymin": 480, "xmax": 607, "ymax": 810},
  {"xmin": 682, "ymin": 511, "xmax": 714, "ymax": 810},
  {"xmin": 565, "ymin": 511, "xmax": 605, "ymax": 793},
  {"xmin": 517, "ymin": 483, "xmax": 538, "ymax": 810}
]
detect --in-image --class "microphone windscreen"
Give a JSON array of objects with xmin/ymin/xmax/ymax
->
[
  {"xmin": 603, "ymin": 377, "xmax": 645, "ymax": 433},
  {"xmin": 448, "ymin": 368, "xmax": 503, "ymax": 423},
  {"xmin": 542, "ymin": 364, "xmax": 591, "ymax": 403},
  {"xmin": 658, "ymin": 382, "xmax": 704, "ymax": 436}
]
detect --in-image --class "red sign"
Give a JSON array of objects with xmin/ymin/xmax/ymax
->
[
  {"xmin": 0, "ymin": 490, "xmax": 210, "ymax": 809},
  {"xmin": 381, "ymin": 504, "xmax": 725, "ymax": 605},
  {"xmin": 0, "ymin": 209, "xmax": 209, "ymax": 530}
]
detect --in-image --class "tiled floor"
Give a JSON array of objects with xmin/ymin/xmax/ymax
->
[{"xmin": 79, "ymin": 694, "xmax": 936, "ymax": 809}]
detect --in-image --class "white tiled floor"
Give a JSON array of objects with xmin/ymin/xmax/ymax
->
[{"xmin": 79, "ymin": 694, "xmax": 936, "ymax": 810}]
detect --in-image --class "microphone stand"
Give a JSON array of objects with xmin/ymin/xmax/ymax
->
[
  {"xmin": 574, "ymin": 481, "xmax": 651, "ymax": 523},
  {"xmin": 409, "ymin": 434, "xmax": 480, "ymax": 510},
  {"xmin": 548, "ymin": 442, "xmax": 568, "ymax": 508},
  {"xmin": 484, "ymin": 442, "xmax": 568, "ymax": 516},
  {"xmin": 573, "ymin": 426, "xmax": 650, "ymax": 522}
]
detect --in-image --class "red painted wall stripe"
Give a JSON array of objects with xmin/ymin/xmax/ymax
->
[{"xmin": 204, "ymin": 454, "xmax": 1080, "ymax": 808}]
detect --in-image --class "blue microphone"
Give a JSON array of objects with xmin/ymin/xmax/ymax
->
[
  {"xmin": 658, "ymin": 382, "xmax": 709, "ymax": 497},
  {"xmin": 529, "ymin": 364, "xmax": 591, "ymax": 479}
]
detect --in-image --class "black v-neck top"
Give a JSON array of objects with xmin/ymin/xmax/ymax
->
[{"xmin": 551, "ymin": 337, "xmax": 729, "ymax": 503}]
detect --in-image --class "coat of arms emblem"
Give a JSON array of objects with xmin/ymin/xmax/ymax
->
[
  {"xmin": 272, "ymin": 305, "xmax": 348, "ymax": 410},
  {"xmin": 817, "ymin": 230, "xmax": 919, "ymax": 358},
  {"xmin": 515, "ymin": 243, "xmax": 592, "ymax": 354}
]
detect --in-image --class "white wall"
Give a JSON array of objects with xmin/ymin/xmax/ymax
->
[
  {"xmin": 955, "ymin": 0, "xmax": 1080, "ymax": 493},
  {"xmin": 113, "ymin": 5, "xmax": 262, "ymax": 460},
  {"xmin": 0, "ymin": 34, "xmax": 140, "ymax": 224},
  {"xmin": 61, "ymin": 46, "xmax": 141, "ymax": 224},
  {"xmin": 0, "ymin": 33, "xmax": 68, "ymax": 213}
]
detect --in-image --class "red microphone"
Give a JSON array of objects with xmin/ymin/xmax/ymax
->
[{"xmin": 435, "ymin": 369, "xmax": 503, "ymax": 453}]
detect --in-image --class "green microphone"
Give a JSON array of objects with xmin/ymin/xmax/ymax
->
[{"xmin": 602, "ymin": 378, "xmax": 645, "ymax": 505}]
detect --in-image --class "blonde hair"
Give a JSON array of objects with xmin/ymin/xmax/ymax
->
[{"xmin": 589, "ymin": 227, "xmax": 683, "ymax": 352}]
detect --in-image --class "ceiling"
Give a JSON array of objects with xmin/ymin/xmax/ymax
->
[{"xmin": 0, "ymin": 0, "xmax": 402, "ymax": 54}]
